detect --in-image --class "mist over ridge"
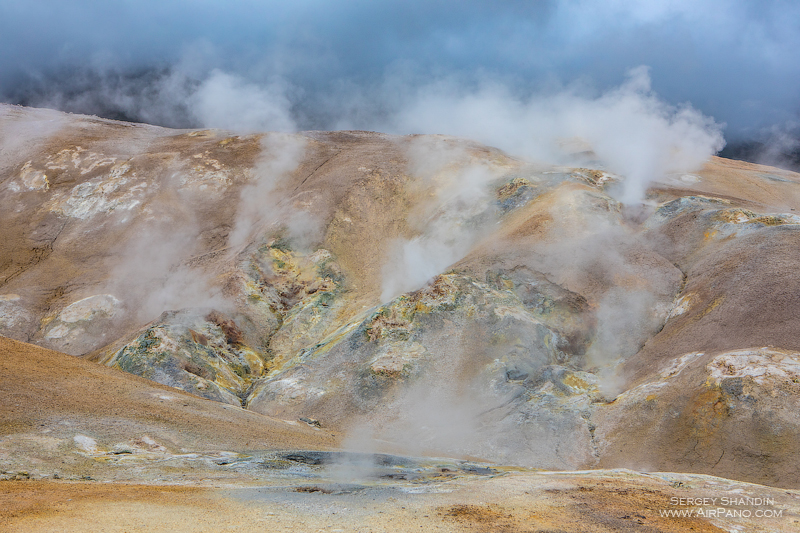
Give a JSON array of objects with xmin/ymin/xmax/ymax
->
[{"xmin": 1, "ymin": 0, "xmax": 799, "ymax": 164}]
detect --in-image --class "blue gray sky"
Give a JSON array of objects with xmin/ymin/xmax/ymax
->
[{"xmin": 1, "ymin": 0, "xmax": 798, "ymax": 141}]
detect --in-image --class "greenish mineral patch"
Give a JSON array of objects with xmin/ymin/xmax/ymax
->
[
  {"xmin": 96, "ymin": 239, "xmax": 350, "ymax": 405},
  {"xmin": 496, "ymin": 176, "xmax": 537, "ymax": 213},
  {"xmin": 246, "ymin": 270, "xmax": 594, "ymax": 433},
  {"xmin": 102, "ymin": 310, "xmax": 269, "ymax": 406}
]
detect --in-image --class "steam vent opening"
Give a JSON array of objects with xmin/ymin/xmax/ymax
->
[{"xmin": 3, "ymin": 2, "xmax": 800, "ymax": 531}]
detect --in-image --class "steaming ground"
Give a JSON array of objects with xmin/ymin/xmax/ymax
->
[{"xmin": 3, "ymin": 103, "xmax": 800, "ymax": 530}]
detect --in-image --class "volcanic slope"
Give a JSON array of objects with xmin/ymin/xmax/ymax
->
[
  {"xmin": 2, "ymin": 103, "xmax": 800, "ymax": 490},
  {"xmin": 0, "ymin": 335, "xmax": 337, "ymax": 482}
]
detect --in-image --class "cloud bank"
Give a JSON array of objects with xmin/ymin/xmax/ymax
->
[{"xmin": 1, "ymin": 0, "xmax": 798, "ymax": 141}]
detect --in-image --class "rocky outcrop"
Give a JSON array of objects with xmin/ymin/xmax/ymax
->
[
  {"xmin": 594, "ymin": 347, "xmax": 800, "ymax": 488},
  {"xmin": 91, "ymin": 310, "xmax": 265, "ymax": 405},
  {"xmin": 88, "ymin": 238, "xmax": 349, "ymax": 405}
]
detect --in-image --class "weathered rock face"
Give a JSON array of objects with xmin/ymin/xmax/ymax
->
[
  {"xmin": 87, "ymin": 238, "xmax": 349, "ymax": 405},
  {"xmin": 3, "ymin": 103, "xmax": 800, "ymax": 488},
  {"xmin": 594, "ymin": 347, "xmax": 800, "ymax": 488},
  {"xmin": 91, "ymin": 309, "xmax": 267, "ymax": 406},
  {"xmin": 244, "ymin": 267, "xmax": 603, "ymax": 466}
]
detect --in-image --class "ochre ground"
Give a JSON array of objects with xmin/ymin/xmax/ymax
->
[{"xmin": 3, "ymin": 471, "xmax": 799, "ymax": 532}]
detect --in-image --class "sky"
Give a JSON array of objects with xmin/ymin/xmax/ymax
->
[{"xmin": 1, "ymin": 0, "xmax": 799, "ymax": 142}]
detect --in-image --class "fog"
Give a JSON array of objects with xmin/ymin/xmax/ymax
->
[{"xmin": 1, "ymin": 0, "xmax": 798, "ymax": 142}]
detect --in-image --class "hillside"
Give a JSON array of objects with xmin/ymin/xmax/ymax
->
[{"xmin": 2, "ymin": 103, "xmax": 800, "ymax": 528}]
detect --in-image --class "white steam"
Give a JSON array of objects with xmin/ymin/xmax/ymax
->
[
  {"xmin": 386, "ymin": 66, "xmax": 725, "ymax": 203},
  {"xmin": 34, "ymin": 64, "xmax": 723, "ymax": 206},
  {"xmin": 376, "ymin": 67, "xmax": 724, "ymax": 303},
  {"xmin": 34, "ymin": 63, "xmax": 723, "ymax": 205},
  {"xmin": 108, "ymin": 220, "xmax": 229, "ymax": 324},
  {"xmin": 188, "ymin": 70, "xmax": 295, "ymax": 133},
  {"xmin": 102, "ymin": 176, "xmax": 230, "ymax": 326},
  {"xmin": 39, "ymin": 68, "xmax": 297, "ymax": 134},
  {"xmin": 104, "ymin": 134, "xmax": 309, "ymax": 328},
  {"xmin": 380, "ymin": 138, "xmax": 503, "ymax": 301},
  {"xmin": 228, "ymin": 134, "xmax": 310, "ymax": 251},
  {"xmin": 377, "ymin": 381, "xmax": 487, "ymax": 458}
]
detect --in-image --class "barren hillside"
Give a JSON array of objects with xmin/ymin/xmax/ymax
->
[{"xmin": 2, "ymin": 103, "xmax": 800, "ymax": 530}]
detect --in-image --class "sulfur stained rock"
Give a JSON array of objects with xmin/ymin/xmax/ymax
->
[
  {"xmin": 92, "ymin": 310, "xmax": 269, "ymax": 405},
  {"xmin": 251, "ymin": 242, "xmax": 348, "ymax": 368},
  {"xmin": 486, "ymin": 267, "xmax": 594, "ymax": 358},
  {"xmin": 245, "ymin": 272, "xmax": 604, "ymax": 466},
  {"xmin": 496, "ymin": 176, "xmax": 537, "ymax": 213},
  {"xmin": 0, "ymin": 294, "xmax": 35, "ymax": 341},
  {"xmin": 88, "ymin": 238, "xmax": 349, "ymax": 405}
]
